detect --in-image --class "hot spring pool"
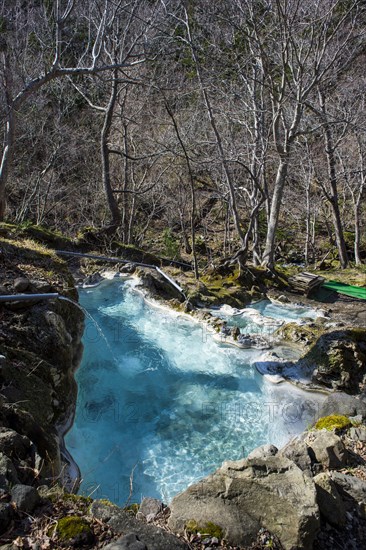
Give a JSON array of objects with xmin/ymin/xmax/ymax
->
[{"xmin": 65, "ymin": 278, "xmax": 325, "ymax": 505}]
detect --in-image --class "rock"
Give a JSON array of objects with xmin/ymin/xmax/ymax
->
[
  {"xmin": 276, "ymin": 295, "xmax": 290, "ymax": 303},
  {"xmin": 0, "ymin": 355, "xmax": 6, "ymax": 366},
  {"xmin": 120, "ymin": 263, "xmax": 136, "ymax": 274},
  {"xmin": 14, "ymin": 277, "xmax": 30, "ymax": 292},
  {"xmin": 349, "ymin": 415, "xmax": 363, "ymax": 425},
  {"xmin": 230, "ymin": 326, "xmax": 241, "ymax": 340},
  {"xmin": 349, "ymin": 427, "xmax": 366, "ymax": 441},
  {"xmin": 30, "ymin": 280, "xmax": 52, "ymax": 292},
  {"xmin": 308, "ymin": 330, "xmax": 366, "ymax": 394},
  {"xmin": 313, "ymin": 472, "xmax": 346, "ymax": 527},
  {"xmin": 168, "ymin": 455, "xmax": 319, "ymax": 550},
  {"xmin": 91, "ymin": 501, "xmax": 188, "ymax": 549},
  {"xmin": 220, "ymin": 324, "xmax": 230, "ymax": 336},
  {"xmin": 137, "ymin": 270, "xmax": 184, "ymax": 302},
  {"xmin": 0, "ymin": 428, "xmax": 31, "ymax": 460},
  {"xmin": 0, "ymin": 503, "xmax": 13, "ymax": 535},
  {"xmin": 83, "ymin": 272, "xmax": 103, "ymax": 286},
  {"xmin": 11, "ymin": 484, "xmax": 40, "ymax": 513},
  {"xmin": 237, "ymin": 334, "xmax": 270, "ymax": 349},
  {"xmin": 330, "ymin": 472, "xmax": 366, "ymax": 518},
  {"xmin": 0, "ymin": 285, "xmax": 8, "ymax": 295},
  {"xmin": 279, "ymin": 436, "xmax": 312, "ymax": 474},
  {"xmin": 247, "ymin": 444, "xmax": 278, "ymax": 460},
  {"xmin": 103, "ymin": 533, "xmax": 147, "ymax": 550},
  {"xmin": 319, "ymin": 392, "xmax": 366, "ymax": 419},
  {"xmin": 137, "ymin": 497, "xmax": 163, "ymax": 522},
  {"xmin": 307, "ymin": 431, "xmax": 347, "ymax": 469},
  {"xmin": 0, "ymin": 453, "xmax": 19, "ymax": 491}
]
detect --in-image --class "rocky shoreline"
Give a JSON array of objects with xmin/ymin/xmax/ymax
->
[{"xmin": 0, "ymin": 232, "xmax": 366, "ymax": 548}]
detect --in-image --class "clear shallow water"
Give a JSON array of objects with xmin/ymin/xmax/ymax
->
[{"xmin": 66, "ymin": 279, "xmax": 325, "ymax": 505}]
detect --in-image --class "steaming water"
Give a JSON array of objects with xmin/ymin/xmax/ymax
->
[{"xmin": 66, "ymin": 278, "xmax": 325, "ymax": 505}]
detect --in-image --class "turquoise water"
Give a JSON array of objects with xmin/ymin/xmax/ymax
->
[{"xmin": 66, "ymin": 278, "xmax": 324, "ymax": 505}]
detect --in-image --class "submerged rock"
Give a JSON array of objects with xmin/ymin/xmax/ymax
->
[{"xmin": 168, "ymin": 455, "xmax": 319, "ymax": 550}]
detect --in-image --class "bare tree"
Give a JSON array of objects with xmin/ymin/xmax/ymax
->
[
  {"xmin": 0, "ymin": 0, "xmax": 146, "ymax": 220},
  {"xmin": 234, "ymin": 0, "xmax": 363, "ymax": 268}
]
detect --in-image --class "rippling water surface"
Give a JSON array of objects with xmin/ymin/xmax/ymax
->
[{"xmin": 66, "ymin": 278, "xmax": 324, "ymax": 505}]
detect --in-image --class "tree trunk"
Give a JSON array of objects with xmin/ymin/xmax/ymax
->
[
  {"xmin": 320, "ymin": 92, "xmax": 348, "ymax": 268},
  {"xmin": 354, "ymin": 202, "xmax": 362, "ymax": 266},
  {"xmin": 0, "ymin": 117, "xmax": 15, "ymax": 220},
  {"xmin": 100, "ymin": 71, "xmax": 121, "ymax": 230},
  {"xmin": 262, "ymin": 160, "xmax": 288, "ymax": 269},
  {"xmin": 304, "ymin": 177, "xmax": 311, "ymax": 265},
  {"xmin": 252, "ymin": 211, "xmax": 261, "ymax": 266},
  {"xmin": 121, "ymin": 122, "xmax": 129, "ymax": 241},
  {"xmin": 0, "ymin": 49, "xmax": 15, "ymax": 220}
]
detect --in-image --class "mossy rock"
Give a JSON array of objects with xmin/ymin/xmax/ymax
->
[
  {"xmin": 98, "ymin": 498, "xmax": 115, "ymax": 507},
  {"xmin": 51, "ymin": 516, "xmax": 93, "ymax": 545},
  {"xmin": 306, "ymin": 328, "xmax": 366, "ymax": 393},
  {"xmin": 275, "ymin": 321, "xmax": 325, "ymax": 345},
  {"xmin": 38, "ymin": 484, "xmax": 66, "ymax": 502},
  {"xmin": 62, "ymin": 493, "xmax": 93, "ymax": 505},
  {"xmin": 123, "ymin": 502, "xmax": 140, "ymax": 515},
  {"xmin": 21, "ymin": 224, "xmax": 73, "ymax": 249},
  {"xmin": 314, "ymin": 415, "xmax": 351, "ymax": 432},
  {"xmin": 185, "ymin": 519, "xmax": 223, "ymax": 539}
]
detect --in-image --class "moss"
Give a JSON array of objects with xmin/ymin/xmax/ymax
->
[
  {"xmin": 98, "ymin": 498, "xmax": 115, "ymax": 506},
  {"xmin": 51, "ymin": 516, "xmax": 92, "ymax": 541},
  {"xmin": 124, "ymin": 503, "xmax": 140, "ymax": 515},
  {"xmin": 315, "ymin": 415, "xmax": 351, "ymax": 431},
  {"xmin": 316, "ymin": 265, "xmax": 366, "ymax": 287},
  {"xmin": 21, "ymin": 224, "xmax": 73, "ymax": 249},
  {"xmin": 62, "ymin": 493, "xmax": 92, "ymax": 505},
  {"xmin": 185, "ymin": 519, "xmax": 223, "ymax": 539}
]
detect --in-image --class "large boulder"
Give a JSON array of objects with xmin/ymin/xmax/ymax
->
[
  {"xmin": 330, "ymin": 472, "xmax": 366, "ymax": 518},
  {"xmin": 279, "ymin": 435, "xmax": 313, "ymax": 475},
  {"xmin": 306, "ymin": 329, "xmax": 366, "ymax": 393},
  {"xmin": 168, "ymin": 455, "xmax": 320, "ymax": 550},
  {"xmin": 306, "ymin": 431, "xmax": 347, "ymax": 470},
  {"xmin": 313, "ymin": 472, "xmax": 346, "ymax": 527},
  {"xmin": 319, "ymin": 392, "xmax": 366, "ymax": 419}
]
